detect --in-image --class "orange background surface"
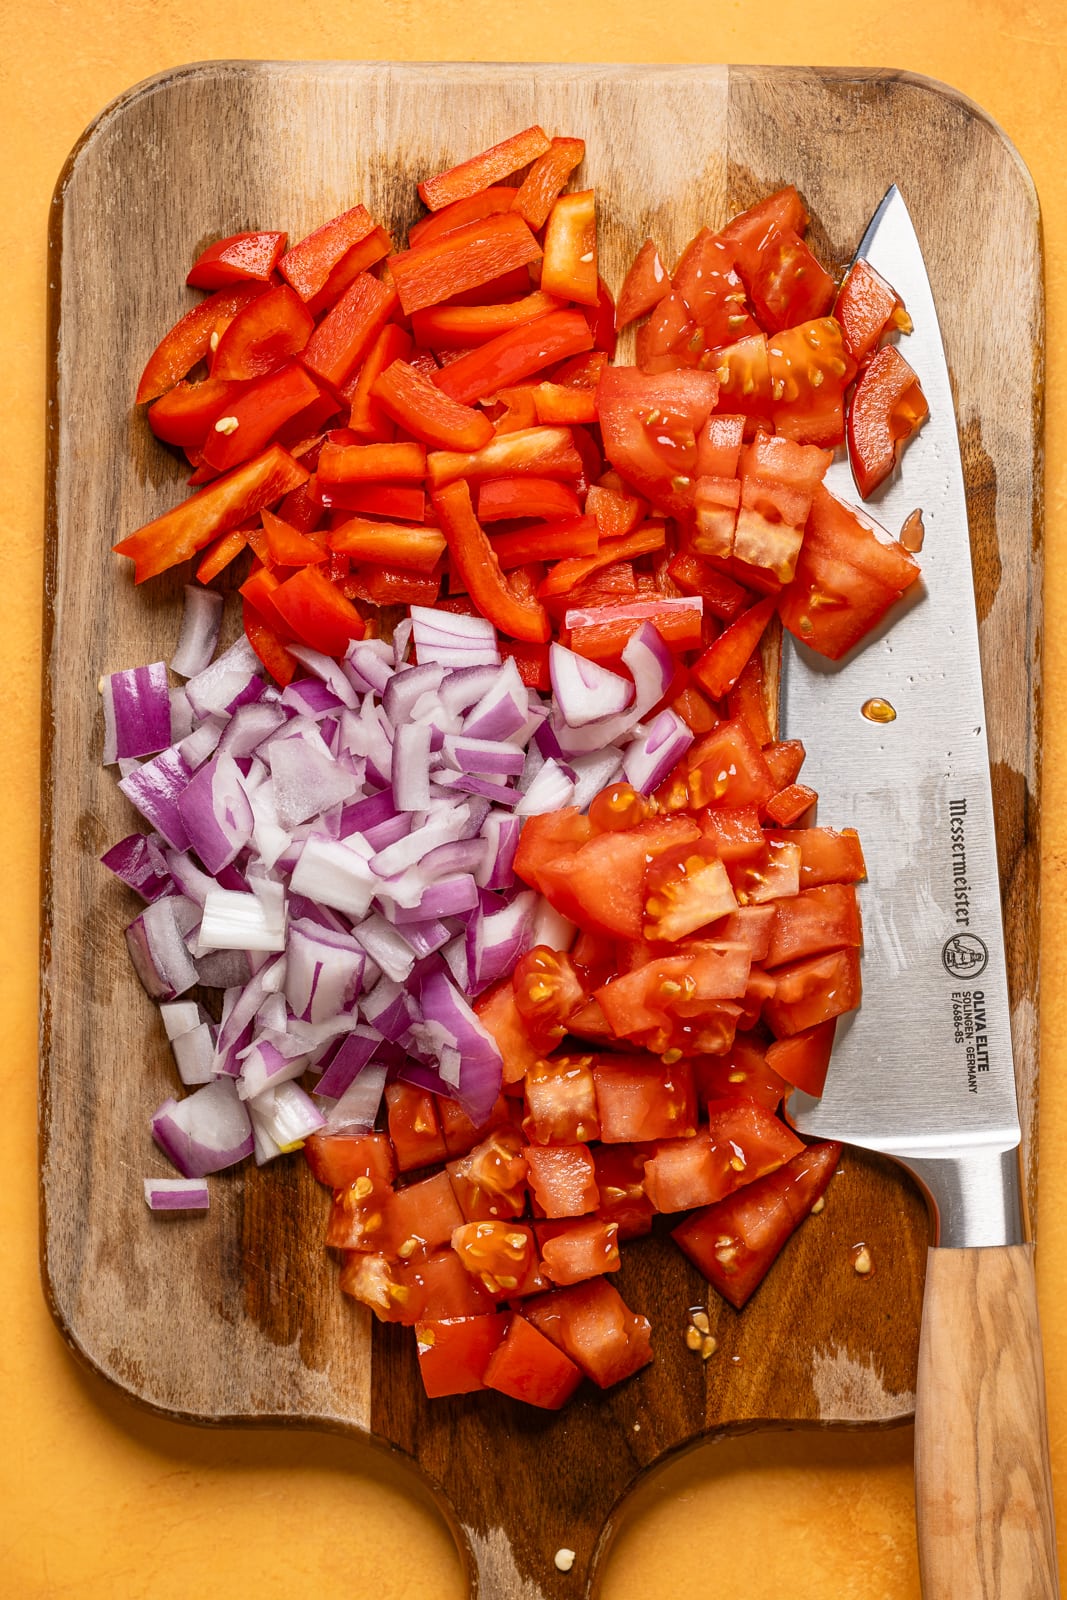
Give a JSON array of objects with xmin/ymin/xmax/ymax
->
[{"xmin": 4, "ymin": 4, "xmax": 1066, "ymax": 1596}]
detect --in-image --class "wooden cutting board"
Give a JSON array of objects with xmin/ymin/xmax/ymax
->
[{"xmin": 41, "ymin": 62, "xmax": 1043, "ymax": 1599}]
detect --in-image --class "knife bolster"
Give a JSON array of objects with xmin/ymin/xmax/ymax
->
[{"xmin": 901, "ymin": 1145, "xmax": 1027, "ymax": 1248}]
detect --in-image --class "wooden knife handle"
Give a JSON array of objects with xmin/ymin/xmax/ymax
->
[{"xmin": 914, "ymin": 1243, "xmax": 1059, "ymax": 1597}]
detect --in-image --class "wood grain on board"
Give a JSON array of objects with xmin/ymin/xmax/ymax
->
[{"xmin": 40, "ymin": 63, "xmax": 1042, "ymax": 1599}]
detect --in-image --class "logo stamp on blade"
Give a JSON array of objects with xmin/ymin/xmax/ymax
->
[{"xmin": 942, "ymin": 932, "xmax": 988, "ymax": 979}]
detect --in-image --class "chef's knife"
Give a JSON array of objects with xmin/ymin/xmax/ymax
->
[{"xmin": 783, "ymin": 187, "xmax": 1058, "ymax": 1598}]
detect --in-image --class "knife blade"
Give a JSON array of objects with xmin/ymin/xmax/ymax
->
[{"xmin": 781, "ymin": 187, "xmax": 1058, "ymax": 1598}]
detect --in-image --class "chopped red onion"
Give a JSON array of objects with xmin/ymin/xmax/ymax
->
[
  {"xmin": 118, "ymin": 746, "xmax": 193, "ymax": 850},
  {"xmin": 530, "ymin": 897, "xmax": 577, "ymax": 952},
  {"xmin": 185, "ymin": 635, "xmax": 265, "ymax": 719},
  {"xmin": 622, "ymin": 706, "xmax": 695, "ymax": 794},
  {"xmin": 247, "ymin": 1081, "xmax": 325, "ymax": 1162},
  {"xmin": 144, "ymin": 1176, "xmax": 211, "ymax": 1211},
  {"xmin": 465, "ymin": 889, "xmax": 537, "ymax": 992},
  {"xmin": 267, "ymin": 734, "xmax": 361, "ymax": 827},
  {"xmin": 313, "ymin": 1026, "xmax": 382, "ymax": 1098},
  {"xmin": 101, "ymin": 833, "xmax": 173, "ymax": 901},
  {"xmin": 569, "ymin": 748, "xmax": 624, "ymax": 810},
  {"xmin": 198, "ymin": 885, "xmax": 286, "ymax": 953},
  {"xmin": 443, "ymin": 735, "xmax": 526, "ymax": 776},
  {"xmin": 417, "ymin": 969, "xmax": 503, "ymax": 1124},
  {"xmin": 550, "ymin": 643, "xmax": 634, "ymax": 727},
  {"xmin": 411, "ymin": 604, "xmax": 499, "ymax": 669},
  {"xmin": 354, "ymin": 912, "xmax": 418, "ymax": 984},
  {"xmin": 101, "ymin": 661, "xmax": 173, "ymax": 764},
  {"xmin": 176, "ymin": 752, "xmax": 254, "ymax": 874},
  {"xmin": 171, "ymin": 1022, "xmax": 217, "ymax": 1086},
  {"xmin": 515, "ymin": 758, "xmax": 577, "ymax": 816},
  {"xmin": 344, "ymin": 637, "xmax": 395, "ymax": 695},
  {"xmin": 320, "ymin": 1060, "xmax": 388, "ymax": 1133},
  {"xmin": 152, "ymin": 1078, "xmax": 254, "ymax": 1176},
  {"xmin": 392, "ymin": 721, "xmax": 434, "ymax": 810},
  {"xmin": 290, "ymin": 836, "xmax": 377, "ymax": 918},
  {"xmin": 475, "ymin": 813, "xmax": 521, "ymax": 890},
  {"xmin": 126, "ymin": 896, "xmax": 200, "ymax": 1000},
  {"xmin": 172, "ymin": 587, "xmax": 225, "ymax": 679},
  {"xmin": 287, "ymin": 643, "xmax": 360, "ymax": 707}
]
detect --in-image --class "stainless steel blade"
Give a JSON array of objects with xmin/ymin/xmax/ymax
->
[{"xmin": 783, "ymin": 187, "xmax": 1024, "ymax": 1248}]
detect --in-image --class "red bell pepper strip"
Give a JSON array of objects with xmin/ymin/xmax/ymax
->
[
  {"xmin": 211, "ymin": 285, "xmax": 315, "ymax": 382},
  {"xmin": 540, "ymin": 190, "xmax": 598, "ymax": 307},
  {"xmin": 345, "ymin": 566, "xmax": 441, "ymax": 607},
  {"xmin": 846, "ymin": 344, "xmax": 929, "ymax": 499},
  {"xmin": 187, "ymin": 230, "xmax": 287, "ymax": 290},
  {"xmin": 538, "ymin": 523, "xmax": 667, "ymax": 600},
  {"xmin": 318, "ymin": 439, "xmax": 427, "ymax": 486},
  {"xmin": 489, "ymin": 387, "xmax": 538, "ymax": 433},
  {"xmin": 431, "ymin": 309, "xmax": 594, "ymax": 406},
  {"xmin": 147, "ymin": 376, "xmax": 249, "ymax": 448},
  {"xmin": 530, "ymin": 381, "xmax": 599, "ymax": 425},
  {"xmin": 498, "ymin": 638, "xmax": 551, "ymax": 690},
  {"xmin": 114, "ymin": 444, "xmax": 309, "ymax": 582},
  {"xmin": 301, "ymin": 272, "xmax": 399, "ymax": 391},
  {"xmin": 260, "ymin": 507, "xmax": 327, "ymax": 566},
  {"xmin": 304, "ymin": 226, "xmax": 393, "ymax": 318},
  {"xmin": 323, "ymin": 483, "xmax": 426, "ymax": 520},
  {"xmin": 371, "ymin": 359, "xmax": 495, "ymax": 451},
  {"xmin": 242, "ymin": 598, "xmax": 298, "ymax": 686},
  {"xmin": 278, "ymin": 205, "xmax": 381, "ymax": 301},
  {"xmin": 135, "ymin": 283, "xmax": 268, "ymax": 404},
  {"xmin": 200, "ymin": 363, "xmax": 325, "ymax": 472},
  {"xmin": 432, "ymin": 480, "xmax": 551, "ymax": 643},
  {"xmin": 512, "ymin": 137, "xmax": 586, "ymax": 230},
  {"xmin": 444, "ymin": 266, "xmax": 536, "ymax": 307},
  {"xmin": 410, "ymin": 290, "xmax": 563, "ymax": 350},
  {"xmin": 477, "ymin": 476, "xmax": 583, "ymax": 523},
  {"xmin": 239, "ymin": 565, "xmax": 298, "ymax": 632},
  {"xmin": 427, "ymin": 426, "xmax": 583, "ymax": 490},
  {"xmin": 418, "ymin": 126, "xmax": 551, "ymax": 211},
  {"xmin": 615, "ymin": 239, "xmax": 670, "ymax": 330},
  {"xmin": 691, "ymin": 595, "xmax": 778, "ymax": 699},
  {"xmin": 581, "ymin": 277, "xmax": 618, "ymax": 358},
  {"xmin": 328, "ymin": 518, "xmax": 446, "ymax": 573},
  {"xmin": 408, "ymin": 186, "xmax": 519, "ymax": 249},
  {"xmin": 345, "ymin": 323, "xmax": 412, "ymax": 439},
  {"xmin": 490, "ymin": 516, "xmax": 599, "ymax": 568},
  {"xmin": 271, "ymin": 563, "xmax": 366, "ymax": 656},
  {"xmin": 566, "ymin": 598, "xmax": 704, "ymax": 663},
  {"xmin": 388, "ymin": 213, "xmax": 543, "ymax": 316},
  {"xmin": 195, "ymin": 526, "xmax": 249, "ymax": 584}
]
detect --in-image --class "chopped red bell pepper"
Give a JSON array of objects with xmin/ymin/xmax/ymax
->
[
  {"xmin": 187, "ymin": 230, "xmax": 287, "ymax": 289},
  {"xmin": 431, "ymin": 308, "xmax": 595, "ymax": 406},
  {"xmin": 147, "ymin": 375, "xmax": 249, "ymax": 448},
  {"xmin": 260, "ymin": 508, "xmax": 327, "ymax": 566},
  {"xmin": 541, "ymin": 190, "xmax": 598, "ymax": 307},
  {"xmin": 432, "ymin": 479, "xmax": 551, "ymax": 643},
  {"xmin": 270, "ymin": 562, "xmax": 366, "ymax": 656},
  {"xmin": 136, "ymin": 282, "xmax": 268, "ymax": 404},
  {"xmin": 477, "ymin": 476, "xmax": 583, "ymax": 523},
  {"xmin": 114, "ymin": 444, "xmax": 309, "ymax": 582},
  {"xmin": 344, "ymin": 322, "xmax": 411, "ymax": 440},
  {"xmin": 301, "ymin": 272, "xmax": 399, "ymax": 391},
  {"xmin": 242, "ymin": 597, "xmax": 298, "ymax": 685},
  {"xmin": 490, "ymin": 516, "xmax": 599, "ymax": 568},
  {"xmin": 512, "ymin": 137, "xmax": 586, "ymax": 229},
  {"xmin": 418, "ymin": 126, "xmax": 552, "ymax": 211},
  {"xmin": 328, "ymin": 518, "xmax": 445, "ymax": 573},
  {"xmin": 427, "ymin": 426, "xmax": 583, "ymax": 490},
  {"xmin": 279, "ymin": 205, "xmax": 382, "ymax": 301},
  {"xmin": 200, "ymin": 362, "xmax": 325, "ymax": 473},
  {"xmin": 210, "ymin": 284, "xmax": 315, "ymax": 382},
  {"xmin": 372, "ymin": 359, "xmax": 494, "ymax": 451},
  {"xmin": 318, "ymin": 438, "xmax": 427, "ymax": 487},
  {"xmin": 388, "ymin": 212, "xmax": 543, "ymax": 315},
  {"xmin": 411, "ymin": 289, "xmax": 564, "ymax": 350},
  {"xmin": 691, "ymin": 594, "xmax": 777, "ymax": 699}
]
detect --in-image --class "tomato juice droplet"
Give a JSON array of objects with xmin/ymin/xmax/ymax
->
[
  {"xmin": 861, "ymin": 697, "xmax": 896, "ymax": 724},
  {"xmin": 900, "ymin": 507, "xmax": 925, "ymax": 552}
]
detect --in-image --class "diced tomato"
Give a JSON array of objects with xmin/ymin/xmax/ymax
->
[
  {"xmin": 763, "ymin": 739, "xmax": 806, "ymax": 790},
  {"xmin": 483, "ymin": 1312, "xmax": 584, "ymax": 1409},
  {"xmin": 735, "ymin": 226, "xmax": 837, "ymax": 334},
  {"xmin": 847, "ymin": 344, "xmax": 929, "ymax": 498},
  {"xmin": 765, "ymin": 884, "xmax": 862, "ymax": 968},
  {"xmin": 685, "ymin": 718, "xmax": 776, "ymax": 811},
  {"xmin": 591, "ymin": 1055, "xmax": 698, "ymax": 1142},
  {"xmin": 415, "ymin": 1312, "xmax": 510, "ymax": 1397},
  {"xmin": 834, "ymin": 259, "xmax": 911, "ymax": 366},
  {"xmin": 452, "ymin": 1219, "xmax": 539, "ymax": 1296},
  {"xmin": 340, "ymin": 1245, "xmax": 494, "ymax": 1323},
  {"xmin": 597, "ymin": 366, "xmax": 720, "ymax": 518},
  {"xmin": 538, "ymin": 1217, "xmax": 620, "ymax": 1284},
  {"xmin": 693, "ymin": 1035, "xmax": 788, "ymax": 1113},
  {"xmin": 304, "ymin": 1130, "xmax": 395, "ymax": 1190},
  {"xmin": 436, "ymin": 1093, "xmax": 514, "ymax": 1160},
  {"xmin": 643, "ymin": 845, "xmax": 738, "ymax": 941},
  {"xmin": 765, "ymin": 783, "xmax": 818, "ymax": 827},
  {"xmin": 691, "ymin": 595, "xmax": 777, "ymax": 700},
  {"xmin": 673, "ymin": 1141, "xmax": 841, "ymax": 1308},
  {"xmin": 537, "ymin": 816, "xmax": 701, "ymax": 940},
  {"xmin": 766, "ymin": 1019, "xmax": 837, "ymax": 1098},
  {"xmin": 447, "ymin": 1127, "xmax": 528, "ymax": 1222},
  {"xmin": 523, "ymin": 1277, "xmax": 653, "ymax": 1387},
  {"xmin": 764, "ymin": 947, "xmax": 863, "ymax": 1037},
  {"xmin": 763, "ymin": 827, "xmax": 867, "ymax": 888},
  {"xmin": 642, "ymin": 1129, "xmax": 737, "ymax": 1212},
  {"xmin": 511, "ymin": 946, "xmax": 587, "ymax": 1049},
  {"xmin": 474, "ymin": 978, "xmax": 544, "ymax": 1085},
  {"xmin": 593, "ymin": 1145, "xmax": 655, "ymax": 1239},
  {"xmin": 385, "ymin": 1082, "xmax": 449, "ymax": 1172},
  {"xmin": 523, "ymin": 1055, "xmax": 601, "ymax": 1145},
  {"xmin": 513, "ymin": 807, "xmax": 593, "ymax": 893},
  {"xmin": 526, "ymin": 1144, "xmax": 599, "ymax": 1218},
  {"xmin": 673, "ymin": 229, "xmax": 760, "ymax": 349}
]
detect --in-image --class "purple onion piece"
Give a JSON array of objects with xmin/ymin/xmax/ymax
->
[
  {"xmin": 101, "ymin": 661, "xmax": 173, "ymax": 764},
  {"xmin": 125, "ymin": 896, "xmax": 200, "ymax": 1000},
  {"xmin": 100, "ymin": 833, "xmax": 174, "ymax": 901},
  {"xmin": 314, "ymin": 1026, "xmax": 382, "ymax": 1098},
  {"xmin": 622, "ymin": 707, "xmax": 695, "ymax": 795},
  {"xmin": 151, "ymin": 1079, "xmax": 254, "ymax": 1177},
  {"xmin": 144, "ymin": 1177, "xmax": 210, "ymax": 1211},
  {"xmin": 172, "ymin": 587, "xmax": 224, "ymax": 679},
  {"xmin": 549, "ymin": 642, "xmax": 634, "ymax": 728},
  {"xmin": 118, "ymin": 746, "xmax": 193, "ymax": 850}
]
